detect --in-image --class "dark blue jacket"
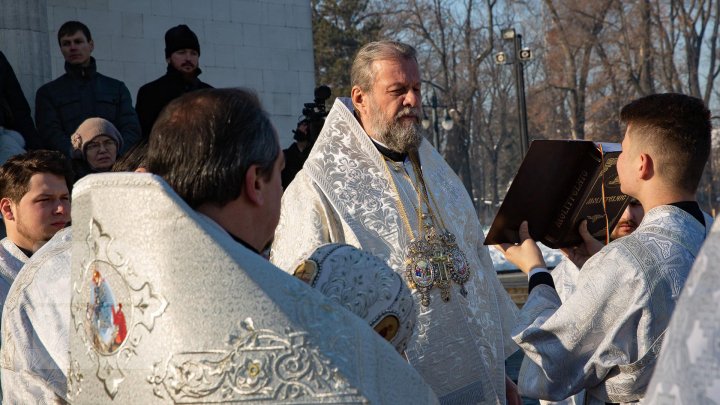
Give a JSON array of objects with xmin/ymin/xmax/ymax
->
[{"xmin": 35, "ymin": 57, "xmax": 140, "ymax": 157}]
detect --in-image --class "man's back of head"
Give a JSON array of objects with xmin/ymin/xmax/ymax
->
[
  {"xmin": 145, "ymin": 88, "xmax": 283, "ymax": 251},
  {"xmin": 0, "ymin": 150, "xmax": 73, "ymax": 253},
  {"xmin": 620, "ymin": 93, "xmax": 711, "ymax": 196}
]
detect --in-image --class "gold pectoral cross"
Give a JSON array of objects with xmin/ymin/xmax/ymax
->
[{"xmin": 431, "ymin": 247, "xmax": 452, "ymax": 301}]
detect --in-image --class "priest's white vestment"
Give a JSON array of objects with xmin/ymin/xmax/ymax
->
[
  {"xmin": 271, "ymin": 98, "xmax": 519, "ymax": 404},
  {"xmin": 66, "ymin": 172, "xmax": 439, "ymax": 404}
]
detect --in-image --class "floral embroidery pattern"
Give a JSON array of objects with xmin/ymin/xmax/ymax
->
[{"xmin": 148, "ymin": 318, "xmax": 361, "ymax": 403}]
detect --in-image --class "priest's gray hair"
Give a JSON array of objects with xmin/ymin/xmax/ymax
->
[{"xmin": 351, "ymin": 41, "xmax": 418, "ymax": 92}]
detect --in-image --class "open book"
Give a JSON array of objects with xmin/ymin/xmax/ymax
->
[{"xmin": 484, "ymin": 140, "xmax": 630, "ymax": 249}]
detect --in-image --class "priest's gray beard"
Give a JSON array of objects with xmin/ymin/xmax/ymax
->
[{"xmin": 368, "ymin": 102, "xmax": 422, "ymax": 153}]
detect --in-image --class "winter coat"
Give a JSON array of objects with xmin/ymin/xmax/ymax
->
[
  {"xmin": 135, "ymin": 65, "xmax": 212, "ymax": 138},
  {"xmin": 35, "ymin": 57, "xmax": 140, "ymax": 157},
  {"xmin": 0, "ymin": 51, "xmax": 39, "ymax": 149}
]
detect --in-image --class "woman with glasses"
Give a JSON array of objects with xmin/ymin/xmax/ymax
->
[{"xmin": 70, "ymin": 117, "xmax": 123, "ymax": 179}]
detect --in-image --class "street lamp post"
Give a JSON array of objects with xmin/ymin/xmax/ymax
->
[
  {"xmin": 496, "ymin": 28, "xmax": 533, "ymax": 157},
  {"xmin": 421, "ymin": 90, "xmax": 454, "ymax": 149}
]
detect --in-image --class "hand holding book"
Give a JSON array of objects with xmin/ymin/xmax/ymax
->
[
  {"xmin": 559, "ymin": 220, "xmax": 605, "ymax": 268},
  {"xmin": 494, "ymin": 221, "xmax": 547, "ymax": 274}
]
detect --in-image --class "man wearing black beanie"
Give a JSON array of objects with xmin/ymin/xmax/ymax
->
[{"xmin": 135, "ymin": 24, "xmax": 213, "ymax": 138}]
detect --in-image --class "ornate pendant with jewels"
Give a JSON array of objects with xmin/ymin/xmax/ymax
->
[
  {"xmin": 405, "ymin": 237, "xmax": 436, "ymax": 307},
  {"xmin": 404, "ymin": 225, "xmax": 472, "ymax": 306}
]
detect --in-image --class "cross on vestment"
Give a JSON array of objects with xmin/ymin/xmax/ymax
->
[{"xmin": 431, "ymin": 246, "xmax": 453, "ymax": 301}]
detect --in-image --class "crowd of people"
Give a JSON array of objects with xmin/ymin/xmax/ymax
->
[
  {"xmin": 0, "ymin": 17, "xmax": 715, "ymax": 405},
  {"xmin": 0, "ymin": 21, "xmax": 211, "ymax": 182}
]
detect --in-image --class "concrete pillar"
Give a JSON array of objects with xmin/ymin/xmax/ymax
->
[{"xmin": 0, "ymin": 0, "xmax": 51, "ymax": 113}]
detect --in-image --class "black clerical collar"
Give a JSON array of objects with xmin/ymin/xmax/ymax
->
[
  {"xmin": 669, "ymin": 201, "xmax": 705, "ymax": 227},
  {"xmin": 370, "ymin": 139, "xmax": 407, "ymax": 162},
  {"xmin": 12, "ymin": 242, "xmax": 33, "ymax": 259},
  {"xmin": 227, "ymin": 232, "xmax": 260, "ymax": 254}
]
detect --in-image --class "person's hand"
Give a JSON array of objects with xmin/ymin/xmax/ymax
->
[
  {"xmin": 505, "ymin": 375, "xmax": 522, "ymax": 405},
  {"xmin": 495, "ymin": 221, "xmax": 546, "ymax": 274},
  {"xmin": 559, "ymin": 220, "xmax": 605, "ymax": 268}
]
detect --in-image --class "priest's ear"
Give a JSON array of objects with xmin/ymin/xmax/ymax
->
[
  {"xmin": 243, "ymin": 164, "xmax": 266, "ymax": 206},
  {"xmin": 351, "ymin": 85, "xmax": 369, "ymax": 118}
]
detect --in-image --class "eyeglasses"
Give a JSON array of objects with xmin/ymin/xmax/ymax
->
[{"xmin": 85, "ymin": 139, "xmax": 117, "ymax": 152}]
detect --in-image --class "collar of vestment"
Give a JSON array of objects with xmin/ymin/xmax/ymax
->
[
  {"xmin": 632, "ymin": 204, "xmax": 712, "ymax": 256},
  {"xmin": 227, "ymin": 232, "xmax": 259, "ymax": 255},
  {"xmin": 64, "ymin": 57, "xmax": 97, "ymax": 79},
  {"xmin": 668, "ymin": 201, "xmax": 705, "ymax": 226},
  {"xmin": 14, "ymin": 243, "xmax": 33, "ymax": 259},
  {"xmin": 370, "ymin": 138, "xmax": 407, "ymax": 162},
  {"xmin": 0, "ymin": 237, "xmax": 30, "ymax": 286}
]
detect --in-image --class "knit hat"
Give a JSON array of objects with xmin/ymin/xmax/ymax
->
[
  {"xmin": 71, "ymin": 117, "xmax": 123, "ymax": 159},
  {"xmin": 164, "ymin": 25, "xmax": 200, "ymax": 58}
]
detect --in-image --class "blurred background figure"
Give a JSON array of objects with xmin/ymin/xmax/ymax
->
[
  {"xmin": 0, "ymin": 51, "xmax": 39, "ymax": 163},
  {"xmin": 281, "ymin": 85, "xmax": 331, "ymax": 189}
]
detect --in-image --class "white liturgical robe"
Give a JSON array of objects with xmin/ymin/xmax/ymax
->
[
  {"xmin": 515, "ymin": 206, "xmax": 710, "ymax": 404},
  {"xmin": 0, "ymin": 237, "xmax": 28, "ymax": 308},
  {"xmin": 1, "ymin": 228, "xmax": 71, "ymax": 403},
  {"xmin": 271, "ymin": 98, "xmax": 519, "ymax": 404},
  {"xmin": 644, "ymin": 217, "xmax": 720, "ymax": 404},
  {"xmin": 66, "ymin": 172, "xmax": 438, "ymax": 404}
]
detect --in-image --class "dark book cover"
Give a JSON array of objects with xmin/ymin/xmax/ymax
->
[{"xmin": 484, "ymin": 140, "xmax": 630, "ymax": 249}]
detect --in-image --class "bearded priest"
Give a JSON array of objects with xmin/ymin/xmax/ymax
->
[{"xmin": 271, "ymin": 40, "xmax": 520, "ymax": 405}]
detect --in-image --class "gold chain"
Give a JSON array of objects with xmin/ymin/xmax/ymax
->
[
  {"xmin": 408, "ymin": 153, "xmax": 448, "ymax": 232},
  {"xmin": 380, "ymin": 157, "xmax": 423, "ymax": 240}
]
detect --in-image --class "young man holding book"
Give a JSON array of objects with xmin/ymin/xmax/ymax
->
[
  {"xmin": 537, "ymin": 200, "xmax": 644, "ymax": 405},
  {"xmin": 497, "ymin": 93, "xmax": 712, "ymax": 404}
]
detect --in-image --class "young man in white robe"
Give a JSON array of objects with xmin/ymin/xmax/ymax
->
[
  {"xmin": 0, "ymin": 150, "xmax": 71, "ymax": 310},
  {"xmin": 541, "ymin": 200, "xmax": 644, "ymax": 405},
  {"xmin": 497, "ymin": 93, "xmax": 713, "ymax": 404},
  {"xmin": 271, "ymin": 40, "xmax": 521, "ymax": 404},
  {"xmin": 0, "ymin": 150, "xmax": 71, "ymax": 402}
]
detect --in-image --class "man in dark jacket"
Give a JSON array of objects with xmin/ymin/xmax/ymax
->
[
  {"xmin": 135, "ymin": 25, "xmax": 212, "ymax": 138},
  {"xmin": 0, "ymin": 51, "xmax": 39, "ymax": 154},
  {"xmin": 35, "ymin": 21, "xmax": 141, "ymax": 158}
]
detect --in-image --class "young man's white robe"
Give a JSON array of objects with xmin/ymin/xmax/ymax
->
[
  {"xmin": 271, "ymin": 98, "xmax": 519, "ymax": 404},
  {"xmin": 0, "ymin": 228, "xmax": 71, "ymax": 403},
  {"xmin": 515, "ymin": 206, "xmax": 711, "ymax": 404},
  {"xmin": 0, "ymin": 237, "xmax": 29, "ymax": 311}
]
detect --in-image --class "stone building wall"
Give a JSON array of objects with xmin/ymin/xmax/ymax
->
[{"xmin": 1, "ymin": 0, "xmax": 315, "ymax": 145}]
